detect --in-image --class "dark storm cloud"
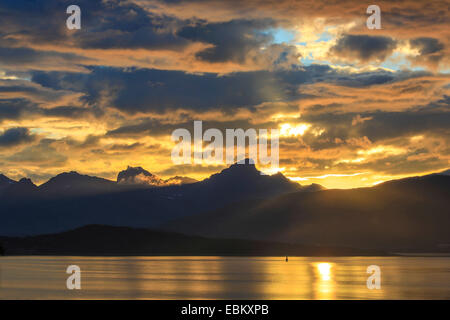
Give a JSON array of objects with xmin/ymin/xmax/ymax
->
[
  {"xmin": 0, "ymin": 0, "xmax": 189, "ymax": 50},
  {"xmin": 0, "ymin": 127, "xmax": 35, "ymax": 147},
  {"xmin": 0, "ymin": 97, "xmax": 98, "ymax": 122},
  {"xmin": 0, "ymin": 0, "xmax": 69, "ymax": 43},
  {"xmin": 30, "ymin": 65, "xmax": 422, "ymax": 114},
  {"xmin": 325, "ymin": 70, "xmax": 396, "ymax": 88},
  {"xmin": 0, "ymin": 80, "xmax": 77, "ymax": 105},
  {"xmin": 410, "ymin": 38, "xmax": 444, "ymax": 55},
  {"xmin": 178, "ymin": 19, "xmax": 274, "ymax": 63},
  {"xmin": 43, "ymin": 106, "xmax": 102, "ymax": 119},
  {"xmin": 329, "ymin": 35, "xmax": 397, "ymax": 63},
  {"xmin": 0, "ymin": 47, "xmax": 88, "ymax": 65},
  {"xmin": 31, "ymin": 67, "xmax": 296, "ymax": 113},
  {"xmin": 75, "ymin": 2, "xmax": 189, "ymax": 50},
  {"xmin": 0, "ymin": 99, "xmax": 36, "ymax": 121},
  {"xmin": 408, "ymin": 37, "xmax": 446, "ymax": 67}
]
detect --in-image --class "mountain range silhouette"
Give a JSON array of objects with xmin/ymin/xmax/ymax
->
[
  {"xmin": 0, "ymin": 160, "xmax": 307, "ymax": 235},
  {"xmin": 0, "ymin": 161, "xmax": 449, "ymax": 253}
]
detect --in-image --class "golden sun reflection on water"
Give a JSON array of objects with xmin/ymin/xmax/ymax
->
[
  {"xmin": 0, "ymin": 256, "xmax": 449, "ymax": 299},
  {"xmin": 313, "ymin": 262, "xmax": 335, "ymax": 300},
  {"xmin": 317, "ymin": 262, "xmax": 332, "ymax": 281}
]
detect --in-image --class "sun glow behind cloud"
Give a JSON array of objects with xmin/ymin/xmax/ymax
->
[{"xmin": 279, "ymin": 123, "xmax": 311, "ymax": 137}]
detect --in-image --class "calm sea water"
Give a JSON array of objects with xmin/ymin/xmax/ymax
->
[{"xmin": 0, "ymin": 256, "xmax": 449, "ymax": 299}]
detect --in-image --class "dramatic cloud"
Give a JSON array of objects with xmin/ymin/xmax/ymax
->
[
  {"xmin": 410, "ymin": 38, "xmax": 445, "ymax": 56},
  {"xmin": 178, "ymin": 19, "xmax": 274, "ymax": 62},
  {"xmin": 31, "ymin": 67, "xmax": 298, "ymax": 113},
  {"xmin": 0, "ymin": 0, "xmax": 188, "ymax": 49},
  {"xmin": 408, "ymin": 37, "xmax": 447, "ymax": 69},
  {"xmin": 0, "ymin": 47, "xmax": 90, "ymax": 70},
  {"xmin": 177, "ymin": 18, "xmax": 300, "ymax": 68},
  {"xmin": 0, "ymin": 0, "xmax": 448, "ymax": 187},
  {"xmin": 329, "ymin": 35, "xmax": 397, "ymax": 63},
  {"xmin": 42, "ymin": 106, "xmax": 99, "ymax": 119},
  {"xmin": 31, "ymin": 65, "xmax": 432, "ymax": 115},
  {"xmin": 0, "ymin": 99, "xmax": 35, "ymax": 122},
  {"xmin": 0, "ymin": 127, "xmax": 35, "ymax": 147}
]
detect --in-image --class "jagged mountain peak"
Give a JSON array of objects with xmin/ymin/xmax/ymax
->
[
  {"xmin": 117, "ymin": 166, "xmax": 164, "ymax": 186},
  {"xmin": 198, "ymin": 159, "xmax": 302, "ymax": 200},
  {"xmin": 18, "ymin": 177, "xmax": 36, "ymax": 186},
  {"xmin": 118, "ymin": 166, "xmax": 153, "ymax": 179},
  {"xmin": 117, "ymin": 166, "xmax": 198, "ymax": 186},
  {"xmin": 209, "ymin": 159, "xmax": 260, "ymax": 180},
  {"xmin": 208, "ymin": 158, "xmax": 291, "ymax": 183}
]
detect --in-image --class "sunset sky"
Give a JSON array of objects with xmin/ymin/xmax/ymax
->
[{"xmin": 0, "ymin": 0, "xmax": 449, "ymax": 189}]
